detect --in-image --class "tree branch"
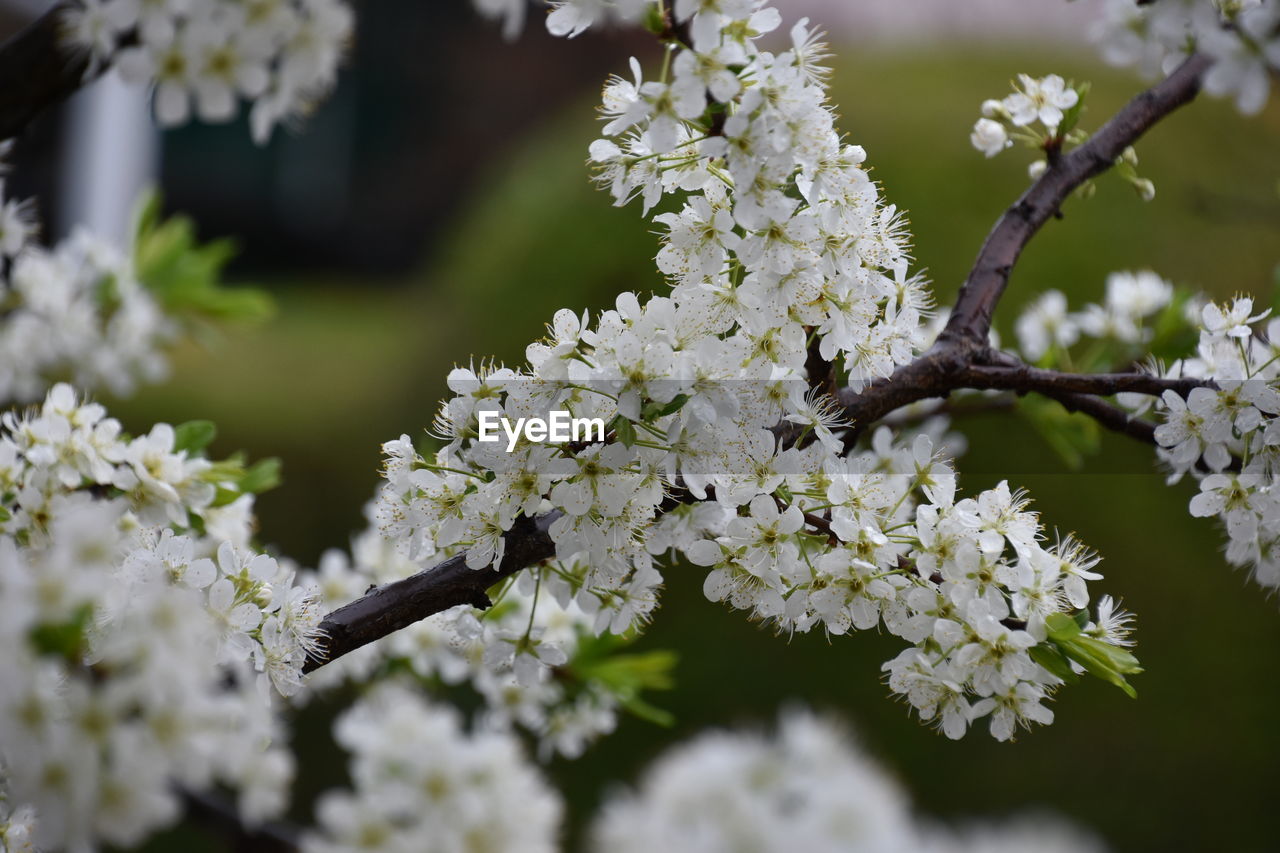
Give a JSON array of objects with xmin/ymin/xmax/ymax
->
[
  {"xmin": 0, "ymin": 4, "xmax": 102, "ymax": 141},
  {"xmin": 1032, "ymin": 388, "xmax": 1159, "ymax": 444},
  {"xmin": 181, "ymin": 790, "xmax": 300, "ymax": 853},
  {"xmin": 940, "ymin": 51, "xmax": 1214, "ymax": 348},
  {"xmin": 303, "ymin": 512, "xmax": 559, "ymax": 673},
  {"xmin": 300, "ymin": 51, "xmax": 1220, "ymax": 679},
  {"xmin": 959, "ymin": 363, "xmax": 1211, "ymax": 399}
]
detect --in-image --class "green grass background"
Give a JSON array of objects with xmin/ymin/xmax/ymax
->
[{"xmin": 122, "ymin": 47, "xmax": 1280, "ymax": 851}]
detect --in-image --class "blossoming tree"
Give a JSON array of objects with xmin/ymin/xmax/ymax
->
[{"xmin": 0, "ymin": 0, "xmax": 1277, "ymax": 850}]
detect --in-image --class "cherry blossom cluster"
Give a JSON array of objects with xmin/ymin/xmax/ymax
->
[
  {"xmin": 370, "ymin": 1, "xmax": 1143, "ymax": 742},
  {"xmin": 968, "ymin": 74, "xmax": 1157, "ymax": 199},
  {"xmin": 300, "ymin": 520, "xmax": 635, "ymax": 760},
  {"xmin": 592, "ymin": 710, "xmax": 1105, "ymax": 852},
  {"xmin": 62, "ymin": 0, "xmax": 353, "ymax": 142},
  {"xmin": 0, "ymin": 384, "xmax": 322, "ymax": 850},
  {"xmin": 302, "ymin": 682, "xmax": 563, "ymax": 853},
  {"xmin": 1150, "ymin": 297, "xmax": 1280, "ymax": 589},
  {"xmin": 970, "ymin": 73, "xmax": 1081, "ymax": 158},
  {"xmin": 587, "ymin": 10, "xmax": 928, "ymax": 386},
  {"xmin": 1016, "ymin": 276, "xmax": 1280, "ymax": 594},
  {"xmin": 305, "ymin": 698, "xmax": 1101, "ymax": 853},
  {"xmin": 693, "ymin": 435, "xmax": 1142, "ymax": 740},
  {"xmin": 1093, "ymin": 0, "xmax": 1280, "ymax": 114},
  {"xmin": 1014, "ymin": 270, "xmax": 1177, "ymax": 363},
  {"xmin": 0, "ymin": 167, "xmax": 173, "ymax": 404}
]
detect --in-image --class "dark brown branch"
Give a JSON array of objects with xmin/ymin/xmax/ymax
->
[
  {"xmin": 1035, "ymin": 389, "xmax": 1158, "ymax": 444},
  {"xmin": 835, "ymin": 347, "xmax": 1204, "ymax": 448},
  {"xmin": 939, "ymin": 51, "xmax": 1214, "ymax": 348},
  {"xmin": 302, "ymin": 512, "xmax": 559, "ymax": 673},
  {"xmin": 0, "ymin": 4, "xmax": 103, "ymax": 141},
  {"xmin": 837, "ymin": 343, "xmax": 975, "ymax": 445},
  {"xmin": 960, "ymin": 363, "xmax": 1211, "ymax": 399}
]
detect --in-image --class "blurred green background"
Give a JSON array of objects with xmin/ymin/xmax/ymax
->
[{"xmin": 120, "ymin": 45, "xmax": 1280, "ymax": 853}]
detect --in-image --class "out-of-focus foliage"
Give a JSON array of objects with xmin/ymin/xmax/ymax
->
[{"xmin": 134, "ymin": 192, "xmax": 275, "ymax": 324}]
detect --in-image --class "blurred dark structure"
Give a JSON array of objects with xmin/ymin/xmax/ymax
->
[
  {"xmin": 160, "ymin": 1, "xmax": 650, "ymax": 275},
  {"xmin": 2, "ymin": 1, "xmax": 651, "ymax": 277}
]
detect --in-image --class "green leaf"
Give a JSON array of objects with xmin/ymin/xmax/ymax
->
[
  {"xmin": 239, "ymin": 458, "xmax": 282, "ymax": 495},
  {"xmin": 569, "ymin": 630, "xmax": 678, "ymax": 726},
  {"xmin": 643, "ymin": 2, "xmax": 665, "ymax": 34},
  {"xmin": 641, "ymin": 395, "xmax": 690, "ymax": 422},
  {"xmin": 173, "ymin": 420, "xmax": 217, "ymax": 455},
  {"xmin": 130, "ymin": 190, "xmax": 274, "ymax": 324},
  {"xmin": 1045, "ymin": 611, "xmax": 1083, "ymax": 641},
  {"xmin": 620, "ymin": 695, "xmax": 676, "ymax": 727},
  {"xmin": 1050, "ymin": 629, "xmax": 1143, "ymax": 699},
  {"xmin": 30, "ymin": 603, "xmax": 94, "ymax": 662},
  {"xmin": 210, "ymin": 486, "xmax": 242, "ymax": 508},
  {"xmin": 656, "ymin": 393, "xmax": 690, "ymax": 418},
  {"xmin": 610, "ymin": 414, "xmax": 637, "ymax": 448},
  {"xmin": 131, "ymin": 188, "xmax": 163, "ymax": 247},
  {"xmin": 1029, "ymin": 643, "xmax": 1079, "ymax": 683}
]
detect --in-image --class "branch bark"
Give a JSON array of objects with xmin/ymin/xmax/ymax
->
[
  {"xmin": 0, "ymin": 4, "xmax": 100, "ymax": 141},
  {"xmin": 939, "ymin": 52, "xmax": 1214, "ymax": 348},
  {"xmin": 303, "ymin": 512, "xmax": 559, "ymax": 673},
  {"xmin": 1033, "ymin": 388, "xmax": 1159, "ymax": 444},
  {"xmin": 959, "ymin": 363, "xmax": 1210, "ymax": 398}
]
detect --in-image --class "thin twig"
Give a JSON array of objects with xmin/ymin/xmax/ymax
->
[
  {"xmin": 940, "ymin": 52, "xmax": 1214, "ymax": 347},
  {"xmin": 303, "ymin": 512, "xmax": 559, "ymax": 672},
  {"xmin": 960, "ymin": 363, "xmax": 1211, "ymax": 398}
]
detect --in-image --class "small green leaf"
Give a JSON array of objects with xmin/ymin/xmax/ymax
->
[
  {"xmin": 568, "ymin": 630, "xmax": 678, "ymax": 726},
  {"xmin": 131, "ymin": 190, "xmax": 274, "ymax": 324},
  {"xmin": 643, "ymin": 2, "xmax": 665, "ymax": 34},
  {"xmin": 1053, "ymin": 632, "xmax": 1142, "ymax": 699},
  {"xmin": 239, "ymin": 458, "xmax": 282, "ymax": 495},
  {"xmin": 620, "ymin": 695, "xmax": 676, "ymax": 727},
  {"xmin": 1045, "ymin": 611, "xmax": 1083, "ymax": 641},
  {"xmin": 173, "ymin": 420, "xmax": 217, "ymax": 455},
  {"xmin": 1029, "ymin": 643, "xmax": 1079, "ymax": 683},
  {"xmin": 210, "ymin": 486, "xmax": 242, "ymax": 508},
  {"xmin": 611, "ymin": 415, "xmax": 637, "ymax": 448},
  {"xmin": 29, "ymin": 604, "xmax": 94, "ymax": 661},
  {"xmin": 656, "ymin": 393, "xmax": 690, "ymax": 418},
  {"xmin": 641, "ymin": 395, "xmax": 689, "ymax": 422}
]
